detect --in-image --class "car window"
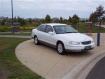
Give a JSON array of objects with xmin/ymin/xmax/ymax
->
[
  {"xmin": 53, "ymin": 25, "xmax": 78, "ymax": 34},
  {"xmin": 37, "ymin": 25, "xmax": 46, "ymax": 32},
  {"xmin": 45, "ymin": 25, "xmax": 53, "ymax": 33}
]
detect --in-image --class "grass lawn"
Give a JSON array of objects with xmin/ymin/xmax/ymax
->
[
  {"xmin": 0, "ymin": 37, "xmax": 43, "ymax": 79},
  {"xmin": 0, "ymin": 32, "xmax": 31, "ymax": 36},
  {"xmin": 78, "ymin": 23, "xmax": 105, "ymax": 33}
]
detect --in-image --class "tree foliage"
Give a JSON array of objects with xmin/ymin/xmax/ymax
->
[
  {"xmin": 71, "ymin": 14, "xmax": 80, "ymax": 25},
  {"xmin": 45, "ymin": 14, "xmax": 51, "ymax": 23},
  {"xmin": 59, "ymin": 17, "xmax": 63, "ymax": 23},
  {"xmin": 89, "ymin": 5, "xmax": 105, "ymax": 23},
  {"xmin": 17, "ymin": 17, "xmax": 26, "ymax": 26},
  {"xmin": 67, "ymin": 16, "xmax": 72, "ymax": 24}
]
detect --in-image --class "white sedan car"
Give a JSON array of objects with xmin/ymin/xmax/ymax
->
[{"xmin": 31, "ymin": 23, "xmax": 95, "ymax": 55}]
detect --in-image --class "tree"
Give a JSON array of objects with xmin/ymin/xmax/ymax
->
[
  {"xmin": 63, "ymin": 19, "xmax": 68, "ymax": 24},
  {"xmin": 102, "ymin": 16, "xmax": 105, "ymax": 21},
  {"xmin": 1, "ymin": 19, "xmax": 6, "ymax": 25},
  {"xmin": 59, "ymin": 17, "xmax": 63, "ymax": 23},
  {"xmin": 89, "ymin": 5, "xmax": 105, "ymax": 23},
  {"xmin": 71, "ymin": 14, "xmax": 80, "ymax": 26},
  {"xmin": 28, "ymin": 18, "xmax": 32, "ymax": 24},
  {"xmin": 89, "ymin": 13, "xmax": 97, "ymax": 23},
  {"xmin": 17, "ymin": 17, "xmax": 26, "ymax": 26},
  {"xmin": 45, "ymin": 14, "xmax": 51, "ymax": 23},
  {"xmin": 68, "ymin": 16, "xmax": 72, "ymax": 24}
]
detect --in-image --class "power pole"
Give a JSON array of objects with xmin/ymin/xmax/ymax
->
[
  {"xmin": 11, "ymin": 0, "xmax": 14, "ymax": 33},
  {"xmin": 97, "ymin": 17, "xmax": 102, "ymax": 46},
  {"xmin": 97, "ymin": 22, "xmax": 101, "ymax": 46}
]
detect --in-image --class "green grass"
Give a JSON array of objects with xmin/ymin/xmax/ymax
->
[
  {"xmin": 0, "ymin": 38, "xmax": 43, "ymax": 79},
  {"xmin": 0, "ymin": 25, "xmax": 35, "ymax": 32},
  {"xmin": 0, "ymin": 32, "xmax": 31, "ymax": 36},
  {"xmin": 78, "ymin": 22, "xmax": 105, "ymax": 33}
]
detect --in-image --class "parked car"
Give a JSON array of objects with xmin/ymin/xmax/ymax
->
[{"xmin": 31, "ymin": 23, "xmax": 95, "ymax": 55}]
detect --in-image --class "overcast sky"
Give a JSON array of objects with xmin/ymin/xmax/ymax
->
[{"xmin": 0, "ymin": 0, "xmax": 105, "ymax": 18}]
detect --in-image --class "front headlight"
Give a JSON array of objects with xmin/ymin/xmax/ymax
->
[{"xmin": 69, "ymin": 41, "xmax": 80, "ymax": 45}]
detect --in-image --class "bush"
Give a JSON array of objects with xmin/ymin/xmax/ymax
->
[
  {"xmin": 0, "ymin": 26, "xmax": 12, "ymax": 32},
  {"xmin": 0, "ymin": 25, "xmax": 36, "ymax": 32},
  {"xmin": 19, "ymin": 27, "xmax": 35, "ymax": 31}
]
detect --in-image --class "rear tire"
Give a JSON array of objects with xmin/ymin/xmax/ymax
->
[
  {"xmin": 34, "ymin": 36, "xmax": 40, "ymax": 45},
  {"xmin": 56, "ymin": 42, "xmax": 65, "ymax": 55}
]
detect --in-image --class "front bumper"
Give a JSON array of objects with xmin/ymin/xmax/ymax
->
[{"xmin": 65, "ymin": 43, "xmax": 95, "ymax": 52}]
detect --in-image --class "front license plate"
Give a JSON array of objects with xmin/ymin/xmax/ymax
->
[{"xmin": 85, "ymin": 46, "xmax": 92, "ymax": 50}]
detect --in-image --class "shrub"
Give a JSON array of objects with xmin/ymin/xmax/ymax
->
[{"xmin": 0, "ymin": 26, "xmax": 12, "ymax": 32}]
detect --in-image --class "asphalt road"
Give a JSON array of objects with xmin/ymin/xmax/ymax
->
[{"xmin": 86, "ymin": 56, "xmax": 105, "ymax": 79}]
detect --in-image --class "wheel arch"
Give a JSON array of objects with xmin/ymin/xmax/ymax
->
[
  {"xmin": 34, "ymin": 35, "xmax": 37, "ymax": 38},
  {"xmin": 56, "ymin": 40, "xmax": 64, "ymax": 46},
  {"xmin": 56, "ymin": 40, "xmax": 66, "ymax": 55}
]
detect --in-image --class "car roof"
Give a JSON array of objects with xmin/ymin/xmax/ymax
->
[{"xmin": 42, "ymin": 23, "xmax": 67, "ymax": 26}]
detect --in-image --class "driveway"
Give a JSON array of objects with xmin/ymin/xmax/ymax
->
[{"xmin": 15, "ymin": 33, "xmax": 105, "ymax": 79}]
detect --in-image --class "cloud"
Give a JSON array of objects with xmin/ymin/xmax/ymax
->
[{"xmin": 0, "ymin": 0, "xmax": 105, "ymax": 18}]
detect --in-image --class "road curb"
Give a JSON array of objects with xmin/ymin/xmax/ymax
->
[{"xmin": 62, "ymin": 51, "xmax": 105, "ymax": 79}]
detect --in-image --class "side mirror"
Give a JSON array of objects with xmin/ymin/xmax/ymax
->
[{"xmin": 48, "ymin": 32, "xmax": 55, "ymax": 35}]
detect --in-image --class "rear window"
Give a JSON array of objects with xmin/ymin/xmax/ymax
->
[{"xmin": 37, "ymin": 25, "xmax": 46, "ymax": 32}]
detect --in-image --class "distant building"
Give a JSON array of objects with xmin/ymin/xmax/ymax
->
[
  {"xmin": 52, "ymin": 18, "xmax": 59, "ymax": 23},
  {"xmin": 12, "ymin": 22, "xmax": 20, "ymax": 26},
  {"xmin": 0, "ymin": 16, "xmax": 8, "ymax": 20}
]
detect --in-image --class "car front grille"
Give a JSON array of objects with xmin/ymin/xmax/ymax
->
[{"xmin": 82, "ymin": 41, "xmax": 91, "ymax": 45}]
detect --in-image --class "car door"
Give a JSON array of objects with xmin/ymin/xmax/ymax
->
[
  {"xmin": 44, "ymin": 25, "xmax": 56, "ymax": 46},
  {"xmin": 36, "ymin": 25, "xmax": 47, "ymax": 42}
]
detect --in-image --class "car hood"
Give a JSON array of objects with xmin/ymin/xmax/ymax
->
[{"xmin": 56, "ymin": 33, "xmax": 93, "ymax": 42}]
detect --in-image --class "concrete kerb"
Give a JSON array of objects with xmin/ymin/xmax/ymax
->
[{"xmin": 62, "ymin": 51, "xmax": 105, "ymax": 79}]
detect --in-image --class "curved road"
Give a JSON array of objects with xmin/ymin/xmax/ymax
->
[{"xmin": 86, "ymin": 56, "xmax": 105, "ymax": 79}]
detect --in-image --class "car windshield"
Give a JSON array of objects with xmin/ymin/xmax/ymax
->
[{"xmin": 53, "ymin": 25, "xmax": 78, "ymax": 34}]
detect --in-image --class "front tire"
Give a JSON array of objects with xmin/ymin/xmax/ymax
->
[
  {"xmin": 34, "ymin": 36, "xmax": 39, "ymax": 45},
  {"xmin": 57, "ymin": 42, "xmax": 65, "ymax": 55}
]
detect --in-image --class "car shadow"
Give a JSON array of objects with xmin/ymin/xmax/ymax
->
[
  {"xmin": 38, "ymin": 43, "xmax": 93, "ymax": 57},
  {"xmin": 65, "ymin": 51, "xmax": 92, "ymax": 57}
]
